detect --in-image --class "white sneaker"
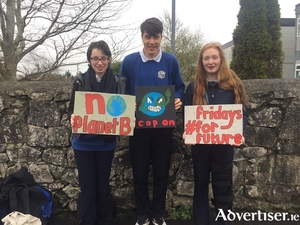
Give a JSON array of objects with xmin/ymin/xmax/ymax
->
[
  {"xmin": 135, "ymin": 218, "xmax": 150, "ymax": 225},
  {"xmin": 152, "ymin": 217, "xmax": 167, "ymax": 225}
]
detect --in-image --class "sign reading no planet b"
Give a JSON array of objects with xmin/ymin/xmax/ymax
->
[
  {"xmin": 184, "ymin": 104, "xmax": 243, "ymax": 145},
  {"xmin": 73, "ymin": 91, "xmax": 136, "ymax": 136},
  {"xmin": 135, "ymin": 85, "xmax": 175, "ymax": 128}
]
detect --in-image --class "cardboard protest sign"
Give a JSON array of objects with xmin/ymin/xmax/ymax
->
[
  {"xmin": 135, "ymin": 85, "xmax": 175, "ymax": 128},
  {"xmin": 73, "ymin": 91, "xmax": 135, "ymax": 136},
  {"xmin": 184, "ymin": 104, "xmax": 243, "ymax": 145}
]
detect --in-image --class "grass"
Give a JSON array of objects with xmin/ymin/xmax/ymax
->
[
  {"xmin": 169, "ymin": 205, "xmax": 193, "ymax": 220},
  {"xmin": 116, "ymin": 208, "xmax": 135, "ymax": 221}
]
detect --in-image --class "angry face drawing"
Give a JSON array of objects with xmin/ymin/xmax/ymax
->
[{"xmin": 138, "ymin": 88, "xmax": 171, "ymax": 117}]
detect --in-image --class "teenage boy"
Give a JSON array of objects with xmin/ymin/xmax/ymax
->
[{"xmin": 120, "ymin": 17, "xmax": 185, "ymax": 225}]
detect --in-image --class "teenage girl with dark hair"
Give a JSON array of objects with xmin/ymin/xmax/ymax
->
[{"xmin": 68, "ymin": 40, "xmax": 117, "ymax": 225}]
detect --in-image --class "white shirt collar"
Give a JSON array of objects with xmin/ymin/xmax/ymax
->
[
  {"xmin": 95, "ymin": 75, "xmax": 101, "ymax": 82},
  {"xmin": 139, "ymin": 49, "xmax": 162, "ymax": 62}
]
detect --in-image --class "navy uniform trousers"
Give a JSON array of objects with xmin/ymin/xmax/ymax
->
[
  {"xmin": 74, "ymin": 149, "xmax": 115, "ymax": 225},
  {"xmin": 192, "ymin": 144, "xmax": 234, "ymax": 225},
  {"xmin": 129, "ymin": 128, "xmax": 173, "ymax": 221}
]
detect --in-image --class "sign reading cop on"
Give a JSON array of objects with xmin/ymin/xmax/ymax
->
[
  {"xmin": 135, "ymin": 85, "xmax": 175, "ymax": 128},
  {"xmin": 73, "ymin": 91, "xmax": 135, "ymax": 136},
  {"xmin": 184, "ymin": 104, "xmax": 243, "ymax": 145}
]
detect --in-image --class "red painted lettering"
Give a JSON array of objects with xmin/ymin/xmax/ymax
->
[
  {"xmin": 85, "ymin": 93, "xmax": 105, "ymax": 114},
  {"xmin": 138, "ymin": 120, "xmax": 144, "ymax": 127},
  {"xmin": 196, "ymin": 133, "xmax": 202, "ymax": 144},
  {"xmin": 168, "ymin": 120, "xmax": 175, "ymax": 126},
  {"xmin": 73, "ymin": 116, "xmax": 82, "ymax": 133},
  {"xmin": 119, "ymin": 117, "xmax": 131, "ymax": 135},
  {"xmin": 196, "ymin": 106, "xmax": 242, "ymax": 130},
  {"xmin": 234, "ymin": 133, "xmax": 242, "ymax": 145},
  {"xmin": 202, "ymin": 133, "xmax": 210, "ymax": 144},
  {"xmin": 196, "ymin": 105, "xmax": 204, "ymax": 119},
  {"xmin": 83, "ymin": 115, "xmax": 88, "ymax": 132},
  {"xmin": 195, "ymin": 133, "xmax": 241, "ymax": 145},
  {"xmin": 162, "ymin": 119, "xmax": 175, "ymax": 126}
]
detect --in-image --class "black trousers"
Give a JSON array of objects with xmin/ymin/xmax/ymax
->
[
  {"xmin": 74, "ymin": 149, "xmax": 115, "ymax": 225},
  {"xmin": 129, "ymin": 128, "xmax": 173, "ymax": 221},
  {"xmin": 192, "ymin": 144, "xmax": 234, "ymax": 225}
]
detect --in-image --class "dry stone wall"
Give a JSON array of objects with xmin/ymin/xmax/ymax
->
[{"xmin": 0, "ymin": 79, "xmax": 300, "ymax": 214}]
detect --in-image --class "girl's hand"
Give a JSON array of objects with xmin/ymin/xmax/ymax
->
[
  {"xmin": 232, "ymin": 136, "xmax": 245, "ymax": 146},
  {"xmin": 70, "ymin": 114, "xmax": 75, "ymax": 127},
  {"xmin": 182, "ymin": 132, "xmax": 194, "ymax": 146}
]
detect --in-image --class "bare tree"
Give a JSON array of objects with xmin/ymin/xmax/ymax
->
[
  {"xmin": 0, "ymin": 0, "xmax": 135, "ymax": 81},
  {"xmin": 160, "ymin": 11, "xmax": 205, "ymax": 82}
]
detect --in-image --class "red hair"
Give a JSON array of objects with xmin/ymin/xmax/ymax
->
[{"xmin": 193, "ymin": 42, "xmax": 247, "ymax": 106}]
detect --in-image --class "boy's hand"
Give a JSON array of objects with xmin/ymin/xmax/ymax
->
[{"xmin": 175, "ymin": 98, "xmax": 182, "ymax": 110}]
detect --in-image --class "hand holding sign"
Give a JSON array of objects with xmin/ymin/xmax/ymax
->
[{"xmin": 175, "ymin": 98, "xmax": 182, "ymax": 110}]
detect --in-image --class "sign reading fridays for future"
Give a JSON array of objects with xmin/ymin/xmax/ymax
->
[
  {"xmin": 184, "ymin": 104, "xmax": 243, "ymax": 145},
  {"xmin": 72, "ymin": 91, "xmax": 136, "ymax": 136}
]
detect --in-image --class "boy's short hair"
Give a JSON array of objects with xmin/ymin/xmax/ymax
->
[{"xmin": 140, "ymin": 17, "xmax": 163, "ymax": 36}]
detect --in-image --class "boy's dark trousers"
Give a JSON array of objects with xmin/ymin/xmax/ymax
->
[{"xmin": 129, "ymin": 128, "xmax": 173, "ymax": 221}]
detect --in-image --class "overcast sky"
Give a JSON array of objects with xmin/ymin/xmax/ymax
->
[
  {"xmin": 122, "ymin": 0, "xmax": 299, "ymax": 45},
  {"xmin": 70, "ymin": 0, "xmax": 300, "ymax": 75}
]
